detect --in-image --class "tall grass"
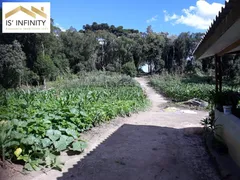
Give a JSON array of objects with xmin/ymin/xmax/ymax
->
[
  {"xmin": 47, "ymin": 71, "xmax": 138, "ymax": 89},
  {"xmin": 149, "ymin": 75, "xmax": 239, "ymax": 102}
]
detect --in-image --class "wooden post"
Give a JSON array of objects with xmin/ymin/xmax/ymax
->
[
  {"xmin": 214, "ymin": 55, "xmax": 222, "ymax": 92},
  {"xmin": 219, "ymin": 56, "xmax": 223, "ymax": 92},
  {"xmin": 215, "ymin": 55, "xmax": 219, "ymax": 93},
  {"xmin": 215, "ymin": 55, "xmax": 223, "ymax": 93}
]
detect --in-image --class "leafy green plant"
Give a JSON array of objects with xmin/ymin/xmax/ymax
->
[
  {"xmin": 149, "ymin": 75, "xmax": 238, "ymax": 103},
  {"xmin": 209, "ymin": 91, "xmax": 240, "ymax": 112},
  {"xmin": 0, "ymin": 72, "xmax": 148, "ymax": 171},
  {"xmin": 0, "ymin": 121, "xmax": 15, "ymax": 162},
  {"xmin": 201, "ymin": 109, "xmax": 227, "ymax": 153},
  {"xmin": 201, "ymin": 110, "xmax": 215, "ymax": 130}
]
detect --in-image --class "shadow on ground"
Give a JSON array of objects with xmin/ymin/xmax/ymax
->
[{"xmin": 57, "ymin": 124, "xmax": 219, "ymax": 180}]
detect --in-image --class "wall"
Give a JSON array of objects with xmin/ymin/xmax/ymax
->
[{"xmin": 215, "ymin": 110, "xmax": 240, "ymax": 167}]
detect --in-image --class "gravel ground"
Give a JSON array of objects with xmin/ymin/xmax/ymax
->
[{"xmin": 1, "ymin": 77, "xmax": 220, "ymax": 180}]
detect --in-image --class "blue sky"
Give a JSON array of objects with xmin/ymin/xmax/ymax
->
[{"xmin": 1, "ymin": 0, "xmax": 227, "ymax": 34}]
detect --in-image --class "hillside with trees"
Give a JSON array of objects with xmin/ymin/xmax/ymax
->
[{"xmin": 0, "ymin": 20, "xmax": 240, "ymax": 89}]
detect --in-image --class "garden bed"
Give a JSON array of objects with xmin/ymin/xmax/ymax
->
[
  {"xmin": 149, "ymin": 75, "xmax": 239, "ymax": 103},
  {"xmin": 0, "ymin": 72, "xmax": 148, "ymax": 172}
]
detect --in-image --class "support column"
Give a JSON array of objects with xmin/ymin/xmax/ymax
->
[
  {"xmin": 215, "ymin": 55, "xmax": 219, "ymax": 93},
  {"xmin": 219, "ymin": 56, "xmax": 222, "ymax": 92},
  {"xmin": 215, "ymin": 55, "xmax": 223, "ymax": 93}
]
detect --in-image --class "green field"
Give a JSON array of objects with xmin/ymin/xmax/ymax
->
[
  {"xmin": 149, "ymin": 75, "xmax": 239, "ymax": 102},
  {"xmin": 0, "ymin": 72, "xmax": 148, "ymax": 171}
]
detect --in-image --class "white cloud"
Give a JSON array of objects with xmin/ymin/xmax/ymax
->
[
  {"xmin": 146, "ymin": 15, "xmax": 158, "ymax": 23},
  {"xmin": 55, "ymin": 23, "xmax": 66, "ymax": 32},
  {"xmin": 163, "ymin": 0, "xmax": 227, "ymax": 30},
  {"xmin": 164, "ymin": 12, "xmax": 178, "ymax": 22}
]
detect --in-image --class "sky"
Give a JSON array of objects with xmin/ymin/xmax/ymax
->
[{"xmin": 1, "ymin": 0, "xmax": 228, "ymax": 34}]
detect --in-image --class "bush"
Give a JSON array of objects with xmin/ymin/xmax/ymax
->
[
  {"xmin": 34, "ymin": 54, "xmax": 58, "ymax": 81},
  {"xmin": 105, "ymin": 64, "xmax": 116, "ymax": 72},
  {"xmin": 22, "ymin": 69, "xmax": 40, "ymax": 86},
  {"xmin": 121, "ymin": 61, "xmax": 137, "ymax": 77}
]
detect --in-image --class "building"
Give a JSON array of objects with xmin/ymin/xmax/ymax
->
[{"xmin": 193, "ymin": 0, "xmax": 240, "ymax": 168}]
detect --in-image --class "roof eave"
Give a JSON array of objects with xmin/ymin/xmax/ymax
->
[{"xmin": 193, "ymin": 0, "xmax": 240, "ymax": 59}]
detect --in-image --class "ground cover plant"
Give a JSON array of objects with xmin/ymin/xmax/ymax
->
[
  {"xmin": 0, "ymin": 72, "xmax": 148, "ymax": 171},
  {"xmin": 149, "ymin": 75, "xmax": 239, "ymax": 102}
]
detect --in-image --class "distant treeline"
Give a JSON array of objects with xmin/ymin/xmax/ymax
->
[{"xmin": 0, "ymin": 19, "xmax": 239, "ymax": 88}]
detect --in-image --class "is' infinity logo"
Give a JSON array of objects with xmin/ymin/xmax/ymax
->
[
  {"xmin": 5, "ymin": 6, "xmax": 47, "ymax": 19},
  {"xmin": 2, "ymin": 2, "xmax": 50, "ymax": 33}
]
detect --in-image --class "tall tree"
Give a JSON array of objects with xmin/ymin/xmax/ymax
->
[{"xmin": 0, "ymin": 40, "xmax": 26, "ymax": 88}]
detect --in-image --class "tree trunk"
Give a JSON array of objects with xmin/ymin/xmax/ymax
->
[
  {"xmin": 43, "ymin": 77, "xmax": 46, "ymax": 89},
  {"xmin": 150, "ymin": 60, "xmax": 153, "ymax": 75},
  {"xmin": 148, "ymin": 62, "xmax": 150, "ymax": 73},
  {"xmin": 42, "ymin": 42, "xmax": 45, "ymax": 57},
  {"xmin": 18, "ymin": 75, "xmax": 21, "ymax": 87}
]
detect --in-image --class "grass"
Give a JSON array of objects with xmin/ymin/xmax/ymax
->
[
  {"xmin": 149, "ymin": 74, "xmax": 239, "ymax": 102},
  {"xmin": 0, "ymin": 72, "xmax": 148, "ymax": 171}
]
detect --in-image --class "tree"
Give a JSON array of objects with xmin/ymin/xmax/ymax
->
[
  {"xmin": 34, "ymin": 54, "xmax": 57, "ymax": 86},
  {"xmin": 128, "ymin": 33, "xmax": 145, "ymax": 70},
  {"xmin": 0, "ymin": 18, "xmax": 223, "ymax": 88},
  {"xmin": 173, "ymin": 32, "xmax": 204, "ymax": 74},
  {"xmin": 82, "ymin": 22, "xmax": 139, "ymax": 37},
  {"xmin": 0, "ymin": 40, "xmax": 26, "ymax": 88},
  {"xmin": 60, "ymin": 29, "xmax": 98, "ymax": 73},
  {"xmin": 146, "ymin": 25, "xmax": 153, "ymax": 34},
  {"xmin": 144, "ymin": 31, "xmax": 166, "ymax": 74},
  {"xmin": 160, "ymin": 34, "xmax": 177, "ymax": 73},
  {"xmin": 121, "ymin": 61, "xmax": 137, "ymax": 77}
]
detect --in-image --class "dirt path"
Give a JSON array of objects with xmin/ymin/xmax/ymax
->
[{"xmin": 8, "ymin": 77, "xmax": 220, "ymax": 180}]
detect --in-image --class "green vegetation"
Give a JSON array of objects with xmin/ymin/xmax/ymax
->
[
  {"xmin": 0, "ymin": 16, "xmax": 239, "ymax": 173},
  {"xmin": 0, "ymin": 72, "xmax": 148, "ymax": 171},
  {"xmin": 121, "ymin": 61, "xmax": 137, "ymax": 77},
  {"xmin": 149, "ymin": 75, "xmax": 239, "ymax": 102},
  {"xmin": 150, "ymin": 75, "xmax": 214, "ymax": 102},
  {"xmin": 1, "ymin": 21, "xmax": 239, "ymax": 89},
  {"xmin": 0, "ymin": 21, "xmax": 206, "ymax": 88}
]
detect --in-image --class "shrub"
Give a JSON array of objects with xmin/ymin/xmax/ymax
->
[{"xmin": 121, "ymin": 61, "xmax": 137, "ymax": 77}]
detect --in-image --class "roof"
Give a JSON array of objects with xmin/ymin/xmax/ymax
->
[{"xmin": 194, "ymin": 0, "xmax": 240, "ymax": 59}]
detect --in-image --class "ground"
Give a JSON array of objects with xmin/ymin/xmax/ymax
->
[{"xmin": 0, "ymin": 77, "xmax": 220, "ymax": 180}]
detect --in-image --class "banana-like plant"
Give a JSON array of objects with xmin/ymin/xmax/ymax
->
[{"xmin": 0, "ymin": 121, "xmax": 15, "ymax": 162}]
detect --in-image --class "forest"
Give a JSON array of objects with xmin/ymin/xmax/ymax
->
[{"xmin": 1, "ymin": 20, "xmax": 239, "ymax": 89}]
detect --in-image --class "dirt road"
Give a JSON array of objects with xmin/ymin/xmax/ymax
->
[{"xmin": 12, "ymin": 77, "xmax": 220, "ymax": 180}]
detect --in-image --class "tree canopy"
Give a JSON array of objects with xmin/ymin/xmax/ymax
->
[{"xmin": 1, "ymin": 20, "xmax": 239, "ymax": 88}]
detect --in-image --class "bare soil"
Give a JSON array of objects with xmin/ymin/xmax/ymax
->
[{"xmin": 0, "ymin": 77, "xmax": 220, "ymax": 180}]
